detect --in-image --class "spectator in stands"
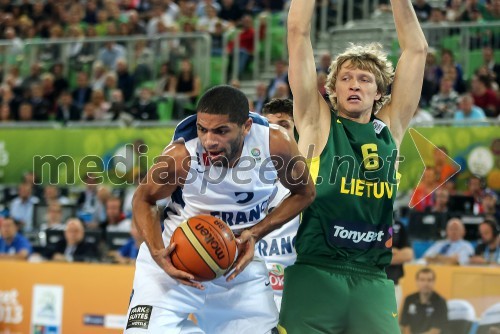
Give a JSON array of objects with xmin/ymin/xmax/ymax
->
[
  {"xmin": 272, "ymin": 82, "xmax": 292, "ymax": 100},
  {"xmin": 421, "ymin": 52, "xmax": 440, "ymax": 107},
  {"xmin": 482, "ymin": 46, "xmax": 500, "ymax": 86},
  {"xmin": 39, "ymin": 202, "xmax": 66, "ymax": 232},
  {"xmin": 434, "ymin": 146, "xmax": 458, "ymax": 184},
  {"xmin": 155, "ymin": 62, "xmax": 176, "ymax": 96},
  {"xmin": 316, "ymin": 51, "xmax": 332, "ymax": 75},
  {"xmin": 436, "ymin": 49, "xmax": 466, "ymax": 94},
  {"xmin": 454, "ymin": 93, "xmax": 487, "ymax": 124},
  {"xmin": 428, "ymin": 188, "xmax": 450, "ymax": 213},
  {"xmin": 0, "ymin": 85, "xmax": 22, "ymax": 120},
  {"xmin": 127, "ymin": 10, "xmax": 146, "ymax": 35},
  {"xmin": 446, "ymin": 0, "xmax": 464, "ymax": 22},
  {"xmin": 56, "ymin": 91, "xmax": 81, "ymax": 123},
  {"xmin": 116, "ymin": 58, "xmax": 135, "ymax": 102},
  {"xmin": 109, "ymin": 222, "xmax": 143, "ymax": 264},
  {"xmin": 210, "ymin": 20, "xmax": 226, "ymax": 56},
  {"xmin": 132, "ymin": 40, "xmax": 154, "ymax": 85},
  {"xmin": 22, "ymin": 63, "xmax": 42, "ymax": 91},
  {"xmin": 218, "ymin": 0, "xmax": 244, "ymax": 24},
  {"xmin": 3, "ymin": 27, "xmax": 23, "ymax": 60},
  {"xmin": 173, "ymin": 58, "xmax": 201, "ymax": 118},
  {"xmin": 102, "ymin": 197, "xmax": 131, "ymax": 233},
  {"xmin": 129, "ymin": 87, "xmax": 158, "ymax": 120},
  {"xmin": 483, "ymin": 0, "xmax": 500, "ymax": 21},
  {"xmin": 483, "ymin": 189, "xmax": 500, "ymax": 223},
  {"xmin": 9, "ymin": 183, "xmax": 39, "ymax": 232},
  {"xmin": 98, "ymin": 41, "xmax": 127, "ymax": 71},
  {"xmin": 72, "ymin": 72, "xmax": 92, "ymax": 112},
  {"xmin": 81, "ymin": 103, "xmax": 97, "ymax": 121},
  {"xmin": 0, "ymin": 103, "xmax": 12, "ymax": 123},
  {"xmin": 424, "ymin": 218, "xmax": 474, "ymax": 265},
  {"xmin": 199, "ymin": 5, "xmax": 226, "ymax": 33},
  {"xmin": 0, "ymin": 217, "xmax": 32, "ymax": 260},
  {"xmin": 252, "ymin": 82, "xmax": 269, "ymax": 115},
  {"xmin": 410, "ymin": 107, "xmax": 434, "ymax": 125},
  {"xmin": 28, "ymin": 83, "xmax": 51, "ymax": 121},
  {"xmin": 470, "ymin": 75, "xmax": 499, "ymax": 117},
  {"xmin": 108, "ymin": 89, "xmax": 130, "ymax": 121},
  {"xmin": 18, "ymin": 103, "xmax": 34, "ymax": 122},
  {"xmin": 227, "ymin": 14, "xmax": 255, "ymax": 77},
  {"xmin": 266, "ymin": 59, "xmax": 291, "ymax": 100},
  {"xmin": 89, "ymin": 89, "xmax": 110, "ymax": 120},
  {"xmin": 385, "ymin": 220, "xmax": 413, "ymax": 310},
  {"xmin": 51, "ymin": 218, "xmax": 99, "ymax": 262},
  {"xmin": 470, "ymin": 219, "xmax": 500, "ymax": 265},
  {"xmin": 430, "ymin": 77, "xmax": 460, "ymax": 118},
  {"xmin": 458, "ymin": 0, "xmax": 485, "ymax": 22},
  {"xmin": 411, "ymin": 168, "xmax": 438, "ymax": 212},
  {"xmin": 464, "ymin": 175, "xmax": 486, "ymax": 214},
  {"xmin": 413, "ymin": 0, "xmax": 433, "ymax": 21},
  {"xmin": 400, "ymin": 267, "xmax": 448, "ymax": 334},
  {"xmin": 197, "ymin": 0, "xmax": 221, "ymax": 18},
  {"xmin": 42, "ymin": 185, "xmax": 70, "ymax": 206},
  {"xmin": 89, "ymin": 61, "xmax": 108, "ymax": 91},
  {"xmin": 46, "ymin": 48, "xmax": 63, "ymax": 79},
  {"xmin": 103, "ymin": 72, "xmax": 118, "ymax": 101}
]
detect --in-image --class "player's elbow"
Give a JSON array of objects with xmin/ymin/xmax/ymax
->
[{"xmin": 287, "ymin": 23, "xmax": 310, "ymax": 38}]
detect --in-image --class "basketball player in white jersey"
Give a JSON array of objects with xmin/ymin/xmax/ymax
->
[
  {"xmin": 126, "ymin": 86, "xmax": 315, "ymax": 334},
  {"xmin": 256, "ymin": 99, "xmax": 299, "ymax": 312}
]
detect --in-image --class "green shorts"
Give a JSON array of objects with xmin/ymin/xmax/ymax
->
[{"xmin": 278, "ymin": 260, "xmax": 399, "ymax": 334}]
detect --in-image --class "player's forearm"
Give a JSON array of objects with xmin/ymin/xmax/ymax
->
[
  {"xmin": 391, "ymin": 0, "xmax": 427, "ymax": 53},
  {"xmin": 132, "ymin": 195, "xmax": 164, "ymax": 254},
  {"xmin": 287, "ymin": 0, "xmax": 315, "ymax": 36},
  {"xmin": 249, "ymin": 191, "xmax": 314, "ymax": 241}
]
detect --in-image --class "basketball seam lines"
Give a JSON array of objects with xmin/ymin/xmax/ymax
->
[
  {"xmin": 180, "ymin": 222, "xmax": 226, "ymax": 277},
  {"xmin": 198, "ymin": 216, "xmax": 232, "ymax": 267},
  {"xmin": 174, "ymin": 230, "xmax": 197, "ymax": 274},
  {"xmin": 179, "ymin": 223, "xmax": 216, "ymax": 278}
]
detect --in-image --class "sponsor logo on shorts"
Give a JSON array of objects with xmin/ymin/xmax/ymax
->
[
  {"xmin": 269, "ymin": 264, "xmax": 285, "ymax": 291},
  {"xmin": 126, "ymin": 305, "xmax": 152, "ymax": 330},
  {"xmin": 327, "ymin": 221, "xmax": 391, "ymax": 250}
]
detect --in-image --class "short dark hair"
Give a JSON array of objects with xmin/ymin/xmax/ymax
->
[
  {"xmin": 196, "ymin": 85, "xmax": 249, "ymax": 125},
  {"xmin": 261, "ymin": 98, "xmax": 293, "ymax": 119},
  {"xmin": 416, "ymin": 267, "xmax": 435, "ymax": 280}
]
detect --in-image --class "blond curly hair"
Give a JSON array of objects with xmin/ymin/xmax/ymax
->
[{"xmin": 325, "ymin": 43, "xmax": 394, "ymax": 113}]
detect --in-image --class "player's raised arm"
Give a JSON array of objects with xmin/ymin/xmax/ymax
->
[
  {"xmin": 132, "ymin": 142, "xmax": 203, "ymax": 289},
  {"xmin": 378, "ymin": 0, "xmax": 428, "ymax": 147},
  {"xmin": 287, "ymin": 0, "xmax": 331, "ymax": 157}
]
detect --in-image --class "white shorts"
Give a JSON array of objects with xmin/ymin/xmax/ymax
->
[{"xmin": 124, "ymin": 243, "xmax": 278, "ymax": 334}]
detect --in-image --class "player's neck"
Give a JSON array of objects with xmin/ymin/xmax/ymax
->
[
  {"xmin": 419, "ymin": 291, "xmax": 432, "ymax": 303},
  {"xmin": 337, "ymin": 109, "xmax": 372, "ymax": 124}
]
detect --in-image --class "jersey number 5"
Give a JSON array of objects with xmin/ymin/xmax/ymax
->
[{"xmin": 361, "ymin": 144, "xmax": 379, "ymax": 170}]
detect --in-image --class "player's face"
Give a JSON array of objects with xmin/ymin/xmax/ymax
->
[
  {"xmin": 264, "ymin": 113, "xmax": 295, "ymax": 139},
  {"xmin": 197, "ymin": 113, "xmax": 252, "ymax": 167},
  {"xmin": 334, "ymin": 61, "xmax": 381, "ymax": 118}
]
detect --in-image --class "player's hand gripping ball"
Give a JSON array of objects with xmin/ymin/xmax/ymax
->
[{"xmin": 170, "ymin": 215, "xmax": 238, "ymax": 281}]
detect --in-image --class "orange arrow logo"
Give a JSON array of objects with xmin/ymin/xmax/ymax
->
[{"xmin": 408, "ymin": 129, "xmax": 461, "ymax": 209}]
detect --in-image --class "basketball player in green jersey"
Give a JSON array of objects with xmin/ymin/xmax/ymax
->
[{"xmin": 279, "ymin": 0, "xmax": 427, "ymax": 333}]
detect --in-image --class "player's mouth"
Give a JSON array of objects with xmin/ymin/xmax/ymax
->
[
  {"xmin": 347, "ymin": 95, "xmax": 361, "ymax": 103},
  {"xmin": 207, "ymin": 151, "xmax": 223, "ymax": 159}
]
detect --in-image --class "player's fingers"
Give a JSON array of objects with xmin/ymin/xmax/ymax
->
[
  {"xmin": 226, "ymin": 250, "xmax": 252, "ymax": 282},
  {"xmin": 165, "ymin": 242, "xmax": 176, "ymax": 255},
  {"xmin": 176, "ymin": 277, "xmax": 205, "ymax": 290}
]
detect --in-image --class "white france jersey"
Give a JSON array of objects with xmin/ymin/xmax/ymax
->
[
  {"xmin": 255, "ymin": 182, "xmax": 299, "ymax": 297},
  {"xmin": 162, "ymin": 112, "xmax": 279, "ymax": 242}
]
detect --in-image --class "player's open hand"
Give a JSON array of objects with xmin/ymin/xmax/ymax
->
[
  {"xmin": 153, "ymin": 243, "xmax": 204, "ymax": 290},
  {"xmin": 225, "ymin": 230, "xmax": 256, "ymax": 282}
]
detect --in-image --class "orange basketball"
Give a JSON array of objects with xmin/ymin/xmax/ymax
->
[{"xmin": 170, "ymin": 215, "xmax": 238, "ymax": 281}]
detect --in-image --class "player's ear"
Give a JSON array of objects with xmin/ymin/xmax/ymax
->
[
  {"xmin": 242, "ymin": 117, "xmax": 252, "ymax": 135},
  {"xmin": 375, "ymin": 91, "xmax": 382, "ymax": 101}
]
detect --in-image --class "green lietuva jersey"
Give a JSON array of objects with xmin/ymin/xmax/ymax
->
[{"xmin": 296, "ymin": 112, "xmax": 399, "ymax": 269}]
